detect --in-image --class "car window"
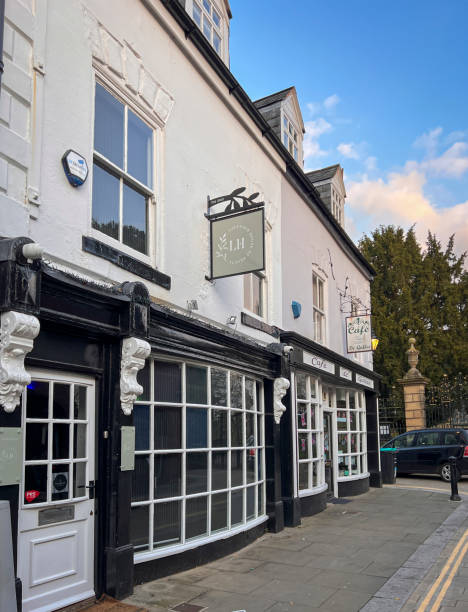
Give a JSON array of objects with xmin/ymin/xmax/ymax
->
[
  {"xmin": 442, "ymin": 432, "xmax": 460, "ymax": 445},
  {"xmin": 393, "ymin": 432, "xmax": 417, "ymax": 448},
  {"xmin": 417, "ymin": 432, "xmax": 440, "ymax": 446}
]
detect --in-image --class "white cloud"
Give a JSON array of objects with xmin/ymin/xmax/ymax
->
[
  {"xmin": 323, "ymin": 94, "xmax": 340, "ymax": 111},
  {"xmin": 419, "ymin": 142, "xmax": 468, "ymax": 178},
  {"xmin": 303, "ymin": 118, "xmax": 332, "ymax": 160},
  {"xmin": 364, "ymin": 156, "xmax": 377, "ymax": 171},
  {"xmin": 307, "ymin": 93, "xmax": 340, "ymax": 116},
  {"xmin": 413, "ymin": 126, "xmax": 443, "ymax": 156},
  {"xmin": 347, "ymin": 169, "xmax": 468, "ymax": 257},
  {"xmin": 337, "ymin": 142, "xmax": 360, "ymax": 160}
]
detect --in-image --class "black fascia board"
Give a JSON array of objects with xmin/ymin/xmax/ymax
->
[
  {"xmin": 280, "ymin": 330, "xmax": 382, "ymax": 383},
  {"xmin": 154, "ymin": 0, "xmax": 375, "ymax": 279}
]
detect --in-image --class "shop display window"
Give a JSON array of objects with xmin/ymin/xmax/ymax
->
[
  {"xmin": 131, "ymin": 360, "xmax": 266, "ymax": 559},
  {"xmin": 336, "ymin": 389, "xmax": 367, "ymax": 478},
  {"xmin": 295, "ymin": 373, "xmax": 324, "ymax": 493}
]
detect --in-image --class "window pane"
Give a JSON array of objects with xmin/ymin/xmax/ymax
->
[
  {"xmin": 231, "ymin": 450, "xmax": 243, "ymax": 487},
  {"xmin": 53, "ymin": 424, "xmax": 69, "ymax": 459},
  {"xmin": 186, "ymin": 366, "xmax": 207, "ymax": 404},
  {"xmin": 231, "ymin": 489, "xmax": 243, "ymax": 526},
  {"xmin": 132, "ymin": 455, "xmax": 150, "ymax": 502},
  {"xmin": 92, "ymin": 163, "xmax": 119, "ymax": 240},
  {"xmin": 337, "ymin": 411, "xmax": 347, "ymax": 430},
  {"xmin": 243, "ymin": 274, "xmax": 252, "ymax": 311},
  {"xmin": 245, "ymin": 379, "xmax": 255, "ymax": 411},
  {"xmin": 211, "ymin": 492, "xmax": 227, "ymax": 532},
  {"xmin": 26, "ymin": 423, "xmax": 48, "ymax": 460},
  {"xmin": 296, "ymin": 373, "xmax": 307, "ymax": 399},
  {"xmin": 186, "ymin": 496, "xmax": 208, "ymax": 540},
  {"xmin": 213, "ymin": 30, "xmax": 221, "ymax": 54},
  {"xmin": 258, "ymin": 484, "xmax": 264, "ymax": 515},
  {"xmin": 298, "ymin": 433, "xmax": 309, "ymax": 459},
  {"xmin": 131, "ymin": 505, "xmax": 149, "ymax": 552},
  {"xmin": 339, "ymin": 456, "xmax": 349, "ymax": 477},
  {"xmin": 154, "ymin": 406, "xmax": 181, "ymax": 449},
  {"xmin": 94, "ymin": 83, "xmax": 124, "ymax": 167},
  {"xmin": 310, "ymin": 405, "xmax": 316, "ymax": 429},
  {"xmin": 127, "ymin": 109, "xmax": 153, "ymax": 187},
  {"xmin": 187, "ymin": 408, "xmax": 207, "ymax": 448},
  {"xmin": 73, "ymin": 386, "xmax": 87, "ymax": 419},
  {"xmin": 203, "ymin": 15, "xmax": 211, "ymax": 40},
  {"xmin": 283, "ymin": 133, "xmax": 288, "ymax": 147},
  {"xmin": 123, "ymin": 184, "xmax": 147, "ymax": 254},
  {"xmin": 212, "ymin": 409, "xmax": 227, "ymax": 447},
  {"xmin": 203, "ymin": 0, "xmax": 210, "ymax": 12},
  {"xmin": 73, "ymin": 424, "xmax": 86, "ymax": 458},
  {"xmin": 297, "ymin": 405, "xmax": 307, "ymax": 429},
  {"xmin": 252, "ymin": 276, "xmax": 261, "ymax": 316},
  {"xmin": 73, "ymin": 462, "xmax": 86, "ymax": 497},
  {"xmin": 231, "ymin": 411, "xmax": 243, "ymax": 446},
  {"xmin": 338, "ymin": 434, "xmax": 348, "ymax": 454},
  {"xmin": 350, "ymin": 411, "xmax": 357, "ymax": 431},
  {"xmin": 246, "ymin": 413, "xmax": 254, "ymax": 445},
  {"xmin": 247, "ymin": 486, "xmax": 255, "ymax": 520},
  {"xmin": 212, "ymin": 451, "xmax": 227, "ymax": 490},
  {"xmin": 24, "ymin": 465, "xmax": 47, "ymax": 504},
  {"xmin": 155, "ymin": 454, "xmax": 181, "ymax": 499},
  {"xmin": 246, "ymin": 449, "xmax": 255, "ymax": 483},
  {"xmin": 230, "ymin": 373, "xmax": 242, "ymax": 408},
  {"xmin": 211, "ymin": 369, "xmax": 227, "ymax": 406},
  {"xmin": 134, "ymin": 405, "xmax": 150, "ymax": 450},
  {"xmin": 154, "ymin": 501, "xmax": 181, "ymax": 548},
  {"xmin": 186, "ymin": 452, "xmax": 207, "ymax": 494},
  {"xmin": 52, "ymin": 464, "xmax": 69, "ymax": 502},
  {"xmin": 154, "ymin": 361, "xmax": 181, "ymax": 402},
  {"xmin": 53, "ymin": 384, "xmax": 70, "ymax": 419},
  {"xmin": 27, "ymin": 381, "xmax": 49, "ymax": 418},
  {"xmin": 193, "ymin": 1, "xmax": 201, "ymax": 26},
  {"xmin": 212, "ymin": 9, "xmax": 221, "ymax": 27}
]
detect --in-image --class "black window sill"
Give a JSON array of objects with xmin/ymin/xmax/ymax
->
[{"xmin": 82, "ymin": 236, "xmax": 171, "ymax": 290}]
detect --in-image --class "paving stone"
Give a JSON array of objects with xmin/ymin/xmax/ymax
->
[
  {"xmin": 362, "ymin": 563, "xmax": 400, "ymax": 578},
  {"xmin": 127, "ymin": 582, "xmax": 207, "ymax": 609},
  {"xmin": 375, "ymin": 576, "xmax": 419, "ymax": 600},
  {"xmin": 195, "ymin": 571, "xmax": 270, "ymax": 594},
  {"xmin": 249, "ymin": 561, "xmax": 322, "ymax": 583},
  {"xmin": 359, "ymin": 596, "xmax": 405, "ymax": 612},
  {"xmin": 306, "ymin": 554, "xmax": 371, "ymax": 572},
  {"xmin": 187, "ymin": 589, "xmax": 276, "ymax": 612},
  {"xmin": 250, "ymin": 579, "xmax": 336, "ymax": 607},
  {"xmin": 208, "ymin": 557, "xmax": 265, "ymax": 573},
  {"xmin": 319, "ymin": 588, "xmax": 372, "ymax": 612},
  {"xmin": 308, "ymin": 570, "xmax": 386, "ymax": 593},
  {"xmin": 169, "ymin": 566, "xmax": 222, "ymax": 584}
]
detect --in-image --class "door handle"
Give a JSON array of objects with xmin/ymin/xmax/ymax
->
[{"xmin": 77, "ymin": 481, "xmax": 95, "ymax": 499}]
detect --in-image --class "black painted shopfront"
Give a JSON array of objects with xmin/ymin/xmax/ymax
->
[{"xmin": 0, "ymin": 237, "xmax": 381, "ymax": 611}]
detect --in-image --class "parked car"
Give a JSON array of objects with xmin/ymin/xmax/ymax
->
[{"xmin": 381, "ymin": 428, "xmax": 468, "ymax": 481}]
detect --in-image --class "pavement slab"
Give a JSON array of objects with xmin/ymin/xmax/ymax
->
[{"xmin": 124, "ymin": 487, "xmax": 468, "ymax": 612}]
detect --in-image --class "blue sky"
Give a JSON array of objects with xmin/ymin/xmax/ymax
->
[{"xmin": 229, "ymin": 0, "xmax": 468, "ymax": 255}]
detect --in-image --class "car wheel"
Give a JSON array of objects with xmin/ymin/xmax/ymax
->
[{"xmin": 440, "ymin": 462, "xmax": 460, "ymax": 482}]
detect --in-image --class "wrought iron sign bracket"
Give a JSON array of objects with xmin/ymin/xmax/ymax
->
[{"xmin": 205, "ymin": 187, "xmax": 264, "ymax": 220}]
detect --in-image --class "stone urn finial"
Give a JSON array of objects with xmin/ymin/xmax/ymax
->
[{"xmin": 403, "ymin": 337, "xmax": 427, "ymax": 381}]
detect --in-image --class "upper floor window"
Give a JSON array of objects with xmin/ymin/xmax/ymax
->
[
  {"xmin": 244, "ymin": 272, "xmax": 264, "ymax": 318},
  {"xmin": 282, "ymin": 115, "xmax": 299, "ymax": 162},
  {"xmin": 92, "ymin": 83, "xmax": 154, "ymax": 256},
  {"xmin": 193, "ymin": 0, "xmax": 222, "ymax": 56},
  {"xmin": 312, "ymin": 272, "xmax": 326, "ymax": 344}
]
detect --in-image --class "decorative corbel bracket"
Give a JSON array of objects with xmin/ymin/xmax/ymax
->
[
  {"xmin": 0, "ymin": 311, "xmax": 40, "ymax": 412},
  {"xmin": 120, "ymin": 337, "xmax": 151, "ymax": 415},
  {"xmin": 273, "ymin": 377, "xmax": 290, "ymax": 425}
]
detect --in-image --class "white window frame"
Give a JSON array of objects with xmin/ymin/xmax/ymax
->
[
  {"xmin": 190, "ymin": 0, "xmax": 224, "ymax": 57},
  {"xmin": 91, "ymin": 80, "xmax": 157, "ymax": 265},
  {"xmin": 243, "ymin": 271, "xmax": 266, "ymax": 319},
  {"xmin": 336, "ymin": 389, "xmax": 368, "ymax": 481},
  {"xmin": 131, "ymin": 358, "xmax": 267, "ymax": 563},
  {"xmin": 312, "ymin": 271, "xmax": 326, "ymax": 345},
  {"xmin": 295, "ymin": 372, "xmax": 326, "ymax": 496},
  {"xmin": 282, "ymin": 113, "xmax": 300, "ymax": 162}
]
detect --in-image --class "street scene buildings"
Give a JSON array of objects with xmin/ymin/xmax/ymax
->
[{"xmin": 1, "ymin": 1, "xmax": 466, "ymax": 612}]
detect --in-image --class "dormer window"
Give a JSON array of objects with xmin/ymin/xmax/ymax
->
[
  {"xmin": 193, "ymin": 0, "xmax": 222, "ymax": 56},
  {"xmin": 282, "ymin": 115, "xmax": 299, "ymax": 162}
]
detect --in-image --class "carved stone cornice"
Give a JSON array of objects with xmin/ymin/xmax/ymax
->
[
  {"xmin": 120, "ymin": 337, "xmax": 151, "ymax": 415},
  {"xmin": 0, "ymin": 311, "xmax": 40, "ymax": 412},
  {"xmin": 273, "ymin": 377, "xmax": 290, "ymax": 424}
]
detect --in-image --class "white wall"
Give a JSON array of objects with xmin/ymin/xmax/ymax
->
[
  {"xmin": 281, "ymin": 178, "xmax": 373, "ymax": 369},
  {"xmin": 1, "ymin": 0, "xmax": 284, "ymax": 344}
]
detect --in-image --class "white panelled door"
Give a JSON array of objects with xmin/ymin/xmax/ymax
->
[{"xmin": 18, "ymin": 372, "xmax": 95, "ymax": 612}]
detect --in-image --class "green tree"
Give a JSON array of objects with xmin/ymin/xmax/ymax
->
[{"xmin": 359, "ymin": 226, "xmax": 467, "ymax": 392}]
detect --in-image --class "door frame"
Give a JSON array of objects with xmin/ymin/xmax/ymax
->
[{"xmin": 18, "ymin": 369, "xmax": 98, "ymax": 612}]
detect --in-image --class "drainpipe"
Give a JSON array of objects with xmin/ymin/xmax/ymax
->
[{"xmin": 0, "ymin": 0, "xmax": 5, "ymax": 91}]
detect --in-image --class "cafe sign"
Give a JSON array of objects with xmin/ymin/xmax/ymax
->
[
  {"xmin": 346, "ymin": 314, "xmax": 372, "ymax": 353},
  {"xmin": 207, "ymin": 187, "xmax": 265, "ymax": 280}
]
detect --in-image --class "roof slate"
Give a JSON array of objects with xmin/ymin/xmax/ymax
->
[
  {"xmin": 253, "ymin": 87, "xmax": 295, "ymax": 109},
  {"xmin": 306, "ymin": 164, "xmax": 340, "ymax": 184}
]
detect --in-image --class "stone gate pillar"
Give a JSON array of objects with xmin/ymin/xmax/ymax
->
[{"xmin": 398, "ymin": 338, "xmax": 430, "ymax": 431}]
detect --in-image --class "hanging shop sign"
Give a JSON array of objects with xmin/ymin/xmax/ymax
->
[
  {"xmin": 346, "ymin": 314, "xmax": 372, "ymax": 353},
  {"xmin": 303, "ymin": 351, "xmax": 335, "ymax": 375},
  {"xmin": 356, "ymin": 373, "xmax": 374, "ymax": 389},
  {"xmin": 206, "ymin": 187, "xmax": 265, "ymax": 280}
]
